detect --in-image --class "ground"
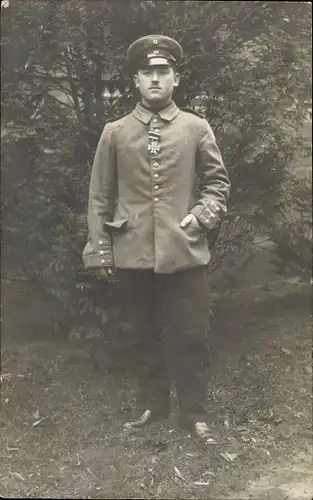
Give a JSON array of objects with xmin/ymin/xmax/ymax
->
[{"xmin": 1, "ymin": 279, "xmax": 312, "ymax": 499}]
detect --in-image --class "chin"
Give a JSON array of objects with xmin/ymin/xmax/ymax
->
[
  {"xmin": 146, "ymin": 95, "xmax": 167, "ymax": 105},
  {"xmin": 146, "ymin": 93, "xmax": 163, "ymax": 100}
]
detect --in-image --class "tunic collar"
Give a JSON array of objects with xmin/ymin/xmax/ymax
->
[{"xmin": 132, "ymin": 101, "xmax": 180, "ymax": 124}]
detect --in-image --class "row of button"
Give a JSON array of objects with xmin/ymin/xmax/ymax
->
[
  {"xmin": 153, "ymin": 162, "xmax": 160, "ymax": 200},
  {"xmin": 99, "ymin": 239, "xmax": 108, "ymax": 265},
  {"xmin": 151, "ymin": 116, "xmax": 160, "ymax": 202}
]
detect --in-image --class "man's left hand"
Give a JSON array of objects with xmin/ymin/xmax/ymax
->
[{"xmin": 180, "ymin": 213, "xmax": 201, "ymax": 228}]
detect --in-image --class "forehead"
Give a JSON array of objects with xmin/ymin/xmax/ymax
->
[{"xmin": 136, "ymin": 64, "xmax": 175, "ymax": 73}]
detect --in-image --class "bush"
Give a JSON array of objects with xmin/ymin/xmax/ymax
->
[{"xmin": 1, "ymin": 0, "xmax": 311, "ymax": 335}]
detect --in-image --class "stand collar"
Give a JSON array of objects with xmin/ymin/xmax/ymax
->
[{"xmin": 132, "ymin": 101, "xmax": 180, "ymax": 124}]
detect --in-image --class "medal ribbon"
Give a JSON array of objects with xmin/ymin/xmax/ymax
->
[{"xmin": 148, "ymin": 130, "xmax": 161, "ymax": 155}]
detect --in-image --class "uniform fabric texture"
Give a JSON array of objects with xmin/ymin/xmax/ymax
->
[
  {"xmin": 83, "ymin": 101, "xmax": 230, "ymax": 273},
  {"xmin": 117, "ymin": 266, "xmax": 211, "ymax": 425}
]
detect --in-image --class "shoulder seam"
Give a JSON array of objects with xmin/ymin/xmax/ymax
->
[
  {"xmin": 106, "ymin": 112, "xmax": 130, "ymax": 124},
  {"xmin": 180, "ymin": 107, "xmax": 204, "ymax": 119}
]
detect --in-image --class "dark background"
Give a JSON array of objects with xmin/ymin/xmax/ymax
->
[{"xmin": 1, "ymin": 0, "xmax": 311, "ymax": 341}]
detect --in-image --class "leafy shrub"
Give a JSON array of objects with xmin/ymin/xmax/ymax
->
[{"xmin": 1, "ymin": 1, "xmax": 311, "ymax": 335}]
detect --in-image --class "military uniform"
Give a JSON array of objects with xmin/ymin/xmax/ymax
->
[{"xmin": 83, "ymin": 35, "xmax": 230, "ymax": 431}]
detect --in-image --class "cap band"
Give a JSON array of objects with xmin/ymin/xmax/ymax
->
[
  {"xmin": 147, "ymin": 57, "xmax": 171, "ymax": 66},
  {"xmin": 127, "ymin": 35, "xmax": 183, "ymax": 73},
  {"xmin": 148, "ymin": 50, "xmax": 175, "ymax": 60}
]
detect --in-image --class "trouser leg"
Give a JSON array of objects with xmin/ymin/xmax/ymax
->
[
  {"xmin": 117, "ymin": 270, "xmax": 170, "ymax": 416},
  {"xmin": 159, "ymin": 266, "xmax": 210, "ymax": 427}
]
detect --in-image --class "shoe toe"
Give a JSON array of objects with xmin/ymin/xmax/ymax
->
[
  {"xmin": 194, "ymin": 422, "xmax": 214, "ymax": 440},
  {"xmin": 124, "ymin": 409, "xmax": 153, "ymax": 429}
]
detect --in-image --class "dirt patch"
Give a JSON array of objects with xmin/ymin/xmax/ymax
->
[
  {"xmin": 230, "ymin": 451, "xmax": 313, "ymax": 500},
  {"xmin": 1, "ymin": 281, "xmax": 311, "ymax": 499}
]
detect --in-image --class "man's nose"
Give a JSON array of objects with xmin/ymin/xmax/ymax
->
[{"xmin": 151, "ymin": 70, "xmax": 159, "ymax": 82}]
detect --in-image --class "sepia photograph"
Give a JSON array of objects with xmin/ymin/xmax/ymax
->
[{"xmin": 1, "ymin": 1, "xmax": 312, "ymax": 498}]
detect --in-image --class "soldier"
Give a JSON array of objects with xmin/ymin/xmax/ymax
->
[{"xmin": 83, "ymin": 35, "xmax": 230, "ymax": 439}]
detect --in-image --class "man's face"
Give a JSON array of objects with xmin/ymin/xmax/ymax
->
[{"xmin": 133, "ymin": 65, "xmax": 180, "ymax": 106}]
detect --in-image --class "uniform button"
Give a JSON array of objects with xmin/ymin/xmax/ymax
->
[
  {"xmin": 154, "ymin": 197, "xmax": 160, "ymax": 202},
  {"xmin": 155, "ymin": 128, "xmax": 160, "ymax": 132},
  {"xmin": 153, "ymin": 173, "xmax": 159, "ymax": 178},
  {"xmin": 154, "ymin": 185, "xmax": 159, "ymax": 190},
  {"xmin": 153, "ymin": 162, "xmax": 159, "ymax": 167},
  {"xmin": 152, "ymin": 118, "xmax": 158, "ymax": 123},
  {"xmin": 101, "ymin": 259, "xmax": 105, "ymax": 264},
  {"xmin": 100, "ymin": 250, "xmax": 105, "ymax": 255},
  {"xmin": 99, "ymin": 239, "xmax": 104, "ymax": 245}
]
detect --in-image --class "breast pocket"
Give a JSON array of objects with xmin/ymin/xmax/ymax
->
[{"xmin": 161, "ymin": 126, "xmax": 197, "ymax": 165}]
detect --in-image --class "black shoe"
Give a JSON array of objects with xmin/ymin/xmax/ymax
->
[{"xmin": 124, "ymin": 409, "xmax": 167, "ymax": 429}]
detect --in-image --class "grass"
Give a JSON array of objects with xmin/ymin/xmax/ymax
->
[{"xmin": 1, "ymin": 280, "xmax": 312, "ymax": 499}]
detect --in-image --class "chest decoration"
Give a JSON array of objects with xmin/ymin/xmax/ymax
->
[{"xmin": 148, "ymin": 130, "xmax": 161, "ymax": 155}]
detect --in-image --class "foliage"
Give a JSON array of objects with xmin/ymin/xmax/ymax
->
[
  {"xmin": 1, "ymin": 0, "xmax": 311, "ymax": 331},
  {"xmin": 266, "ymin": 174, "xmax": 312, "ymax": 280}
]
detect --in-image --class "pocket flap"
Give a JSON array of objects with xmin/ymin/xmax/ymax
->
[{"xmin": 104, "ymin": 219, "xmax": 128, "ymax": 229}]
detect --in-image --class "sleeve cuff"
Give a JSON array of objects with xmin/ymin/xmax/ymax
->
[
  {"xmin": 82, "ymin": 240, "xmax": 113, "ymax": 269},
  {"xmin": 190, "ymin": 201, "xmax": 226, "ymax": 231}
]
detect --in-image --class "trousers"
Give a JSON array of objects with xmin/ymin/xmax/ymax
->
[{"xmin": 117, "ymin": 266, "xmax": 211, "ymax": 426}]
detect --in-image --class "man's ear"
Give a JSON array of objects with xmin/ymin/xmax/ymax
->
[
  {"xmin": 173, "ymin": 72, "xmax": 180, "ymax": 88},
  {"xmin": 133, "ymin": 74, "xmax": 139, "ymax": 88}
]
